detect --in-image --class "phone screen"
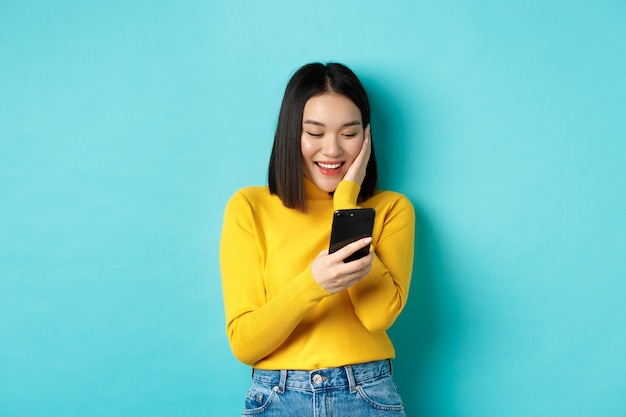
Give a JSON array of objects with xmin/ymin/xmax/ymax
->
[{"xmin": 328, "ymin": 208, "xmax": 375, "ymax": 263}]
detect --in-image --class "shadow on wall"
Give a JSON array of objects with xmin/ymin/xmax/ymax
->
[
  {"xmin": 363, "ymin": 72, "xmax": 441, "ymax": 416},
  {"xmin": 360, "ymin": 71, "xmax": 414, "ymax": 191}
]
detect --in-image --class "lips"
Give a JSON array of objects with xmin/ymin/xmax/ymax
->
[{"xmin": 315, "ymin": 161, "xmax": 344, "ymax": 176}]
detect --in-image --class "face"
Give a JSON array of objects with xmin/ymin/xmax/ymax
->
[{"xmin": 300, "ymin": 93, "xmax": 364, "ymax": 192}]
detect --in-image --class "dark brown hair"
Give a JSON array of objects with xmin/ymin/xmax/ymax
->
[{"xmin": 268, "ymin": 62, "xmax": 378, "ymax": 211}]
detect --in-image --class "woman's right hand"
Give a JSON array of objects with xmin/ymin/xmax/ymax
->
[{"xmin": 311, "ymin": 237, "xmax": 374, "ymax": 294}]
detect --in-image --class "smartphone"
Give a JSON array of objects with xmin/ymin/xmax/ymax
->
[{"xmin": 328, "ymin": 208, "xmax": 376, "ymax": 263}]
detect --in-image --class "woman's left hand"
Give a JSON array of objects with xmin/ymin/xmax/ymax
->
[{"xmin": 343, "ymin": 124, "xmax": 371, "ymax": 186}]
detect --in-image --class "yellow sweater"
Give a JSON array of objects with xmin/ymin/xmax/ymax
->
[{"xmin": 220, "ymin": 178, "xmax": 415, "ymax": 370}]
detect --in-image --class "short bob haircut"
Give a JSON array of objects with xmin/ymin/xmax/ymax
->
[{"xmin": 268, "ymin": 62, "xmax": 378, "ymax": 211}]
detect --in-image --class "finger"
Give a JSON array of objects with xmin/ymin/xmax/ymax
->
[
  {"xmin": 332, "ymin": 237, "xmax": 372, "ymax": 261},
  {"xmin": 357, "ymin": 125, "xmax": 370, "ymax": 161},
  {"xmin": 341, "ymin": 253, "xmax": 374, "ymax": 275},
  {"xmin": 349, "ymin": 126, "xmax": 369, "ymax": 164},
  {"xmin": 354, "ymin": 126, "xmax": 371, "ymax": 171},
  {"xmin": 340, "ymin": 253, "xmax": 374, "ymax": 281}
]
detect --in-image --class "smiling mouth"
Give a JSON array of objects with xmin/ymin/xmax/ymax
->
[{"xmin": 315, "ymin": 162, "xmax": 344, "ymax": 169}]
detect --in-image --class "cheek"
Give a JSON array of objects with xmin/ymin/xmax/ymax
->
[{"xmin": 300, "ymin": 138, "xmax": 316, "ymax": 159}]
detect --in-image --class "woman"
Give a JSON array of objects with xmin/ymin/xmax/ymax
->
[{"xmin": 220, "ymin": 62, "xmax": 415, "ymax": 416}]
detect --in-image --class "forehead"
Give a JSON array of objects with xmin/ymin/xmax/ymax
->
[{"xmin": 302, "ymin": 93, "xmax": 362, "ymax": 125}]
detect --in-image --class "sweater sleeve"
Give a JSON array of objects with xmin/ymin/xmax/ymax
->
[
  {"xmin": 219, "ymin": 192, "xmax": 330, "ymax": 365},
  {"xmin": 347, "ymin": 195, "xmax": 415, "ymax": 332},
  {"xmin": 333, "ymin": 180, "xmax": 361, "ymax": 210}
]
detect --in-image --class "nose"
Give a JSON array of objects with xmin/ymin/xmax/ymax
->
[{"xmin": 321, "ymin": 135, "xmax": 342, "ymax": 157}]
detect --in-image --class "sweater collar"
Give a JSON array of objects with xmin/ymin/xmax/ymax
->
[{"xmin": 304, "ymin": 176, "xmax": 333, "ymax": 200}]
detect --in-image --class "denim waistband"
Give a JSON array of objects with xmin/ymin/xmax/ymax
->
[{"xmin": 251, "ymin": 359, "xmax": 392, "ymax": 393}]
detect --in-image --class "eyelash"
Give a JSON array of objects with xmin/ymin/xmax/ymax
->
[{"xmin": 306, "ymin": 132, "xmax": 358, "ymax": 138}]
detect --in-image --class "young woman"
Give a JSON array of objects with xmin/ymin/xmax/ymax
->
[{"xmin": 220, "ymin": 62, "xmax": 415, "ymax": 416}]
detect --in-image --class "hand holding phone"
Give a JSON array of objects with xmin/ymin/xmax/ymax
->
[{"xmin": 329, "ymin": 208, "xmax": 375, "ymax": 263}]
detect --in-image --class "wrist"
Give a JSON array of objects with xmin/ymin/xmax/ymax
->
[{"xmin": 333, "ymin": 180, "xmax": 361, "ymax": 210}]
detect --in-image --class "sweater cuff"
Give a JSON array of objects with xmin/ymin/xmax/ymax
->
[
  {"xmin": 333, "ymin": 180, "xmax": 361, "ymax": 210},
  {"xmin": 306, "ymin": 267, "xmax": 334, "ymax": 298}
]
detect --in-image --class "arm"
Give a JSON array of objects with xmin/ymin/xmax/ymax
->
[
  {"xmin": 347, "ymin": 197, "xmax": 415, "ymax": 332},
  {"xmin": 331, "ymin": 180, "xmax": 415, "ymax": 331},
  {"xmin": 336, "ymin": 126, "xmax": 415, "ymax": 331},
  {"xmin": 219, "ymin": 192, "xmax": 330, "ymax": 365}
]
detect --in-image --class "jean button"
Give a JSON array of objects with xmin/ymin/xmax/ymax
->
[{"xmin": 312, "ymin": 374, "xmax": 323, "ymax": 384}]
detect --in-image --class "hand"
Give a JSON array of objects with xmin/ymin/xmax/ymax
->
[
  {"xmin": 311, "ymin": 237, "xmax": 373, "ymax": 294},
  {"xmin": 342, "ymin": 124, "xmax": 371, "ymax": 186}
]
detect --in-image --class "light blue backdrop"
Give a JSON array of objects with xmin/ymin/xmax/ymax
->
[{"xmin": 1, "ymin": 1, "xmax": 625, "ymax": 416}]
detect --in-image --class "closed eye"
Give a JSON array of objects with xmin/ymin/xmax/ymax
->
[
  {"xmin": 343, "ymin": 132, "xmax": 358, "ymax": 138},
  {"xmin": 306, "ymin": 132, "xmax": 323, "ymax": 138}
]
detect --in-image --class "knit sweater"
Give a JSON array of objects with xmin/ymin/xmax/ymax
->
[{"xmin": 220, "ymin": 178, "xmax": 415, "ymax": 370}]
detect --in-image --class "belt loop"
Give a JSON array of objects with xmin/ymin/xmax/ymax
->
[
  {"xmin": 388, "ymin": 359, "xmax": 393, "ymax": 375},
  {"xmin": 344, "ymin": 365, "xmax": 357, "ymax": 393},
  {"xmin": 277, "ymin": 370, "xmax": 287, "ymax": 393}
]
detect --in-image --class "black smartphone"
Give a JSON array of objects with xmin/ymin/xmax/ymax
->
[{"xmin": 328, "ymin": 208, "xmax": 376, "ymax": 263}]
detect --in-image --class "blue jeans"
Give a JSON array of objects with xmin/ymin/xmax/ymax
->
[{"xmin": 242, "ymin": 359, "xmax": 406, "ymax": 416}]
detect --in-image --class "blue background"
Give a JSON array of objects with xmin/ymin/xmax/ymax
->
[{"xmin": 1, "ymin": 1, "xmax": 625, "ymax": 416}]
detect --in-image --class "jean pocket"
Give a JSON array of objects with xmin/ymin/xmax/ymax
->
[
  {"xmin": 356, "ymin": 375, "xmax": 405, "ymax": 412},
  {"xmin": 242, "ymin": 382, "xmax": 279, "ymax": 415}
]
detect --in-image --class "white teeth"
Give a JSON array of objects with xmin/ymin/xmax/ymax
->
[{"xmin": 317, "ymin": 162, "xmax": 342, "ymax": 169}]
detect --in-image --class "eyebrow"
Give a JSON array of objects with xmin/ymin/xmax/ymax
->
[{"xmin": 303, "ymin": 120, "xmax": 362, "ymax": 127}]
